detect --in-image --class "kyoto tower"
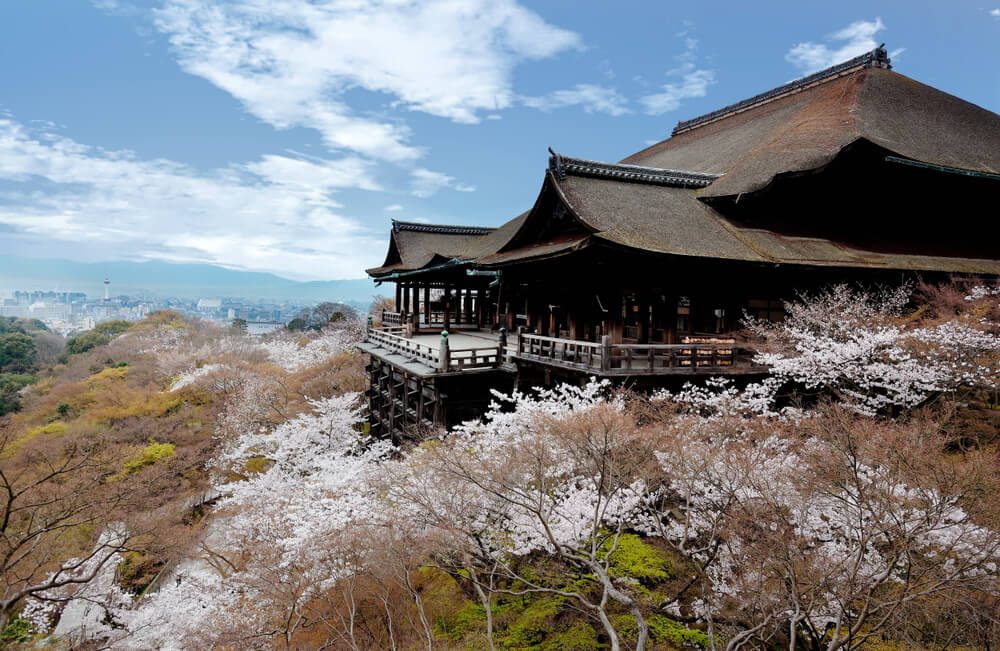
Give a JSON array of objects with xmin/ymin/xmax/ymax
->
[{"xmin": 104, "ymin": 277, "xmax": 110, "ymax": 301}]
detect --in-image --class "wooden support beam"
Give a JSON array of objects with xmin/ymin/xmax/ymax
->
[
  {"xmin": 411, "ymin": 285, "xmax": 420, "ymax": 328},
  {"xmin": 423, "ymin": 285, "xmax": 431, "ymax": 326},
  {"xmin": 401, "ymin": 282, "xmax": 410, "ymax": 316},
  {"xmin": 395, "ymin": 284, "xmax": 401, "ymax": 312},
  {"xmin": 443, "ymin": 287, "xmax": 452, "ymax": 330}
]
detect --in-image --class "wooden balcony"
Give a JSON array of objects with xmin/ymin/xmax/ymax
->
[
  {"xmin": 513, "ymin": 332, "xmax": 767, "ymax": 376},
  {"xmin": 360, "ymin": 324, "xmax": 507, "ymax": 377}
]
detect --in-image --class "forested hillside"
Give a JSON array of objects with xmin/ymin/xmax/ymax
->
[
  {"xmin": 0, "ymin": 317, "xmax": 63, "ymax": 416},
  {"xmin": 2, "ymin": 283, "xmax": 1000, "ymax": 650}
]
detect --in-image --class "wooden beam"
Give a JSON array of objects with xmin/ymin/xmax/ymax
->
[
  {"xmin": 423, "ymin": 285, "xmax": 431, "ymax": 326},
  {"xmin": 411, "ymin": 285, "xmax": 420, "ymax": 328}
]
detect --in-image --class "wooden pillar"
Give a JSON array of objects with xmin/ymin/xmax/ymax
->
[
  {"xmin": 455, "ymin": 287, "xmax": 463, "ymax": 325},
  {"xmin": 476, "ymin": 289, "xmax": 485, "ymax": 328},
  {"xmin": 463, "ymin": 287, "xmax": 473, "ymax": 323},
  {"xmin": 401, "ymin": 282, "xmax": 410, "ymax": 317},
  {"xmin": 638, "ymin": 293, "xmax": 650, "ymax": 344},
  {"xmin": 416, "ymin": 378, "xmax": 425, "ymax": 428},
  {"xmin": 568, "ymin": 309, "xmax": 580, "ymax": 341},
  {"xmin": 608, "ymin": 292, "xmax": 624, "ymax": 344},
  {"xmin": 411, "ymin": 285, "xmax": 420, "ymax": 328},
  {"xmin": 443, "ymin": 288, "xmax": 451, "ymax": 330},
  {"xmin": 432, "ymin": 383, "xmax": 442, "ymax": 427},
  {"xmin": 423, "ymin": 286, "xmax": 431, "ymax": 326},
  {"xmin": 394, "ymin": 283, "xmax": 401, "ymax": 312}
]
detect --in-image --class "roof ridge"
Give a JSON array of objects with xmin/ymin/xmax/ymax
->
[
  {"xmin": 392, "ymin": 220, "xmax": 495, "ymax": 235},
  {"xmin": 671, "ymin": 45, "xmax": 892, "ymax": 137},
  {"xmin": 547, "ymin": 150, "xmax": 722, "ymax": 188}
]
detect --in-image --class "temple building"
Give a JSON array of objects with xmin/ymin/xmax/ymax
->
[{"xmin": 359, "ymin": 46, "xmax": 1000, "ymax": 441}]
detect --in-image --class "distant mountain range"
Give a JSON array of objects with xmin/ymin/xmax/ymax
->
[{"xmin": 0, "ymin": 256, "xmax": 388, "ymax": 303}]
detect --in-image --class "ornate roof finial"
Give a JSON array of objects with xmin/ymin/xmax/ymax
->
[{"xmin": 548, "ymin": 147, "xmax": 566, "ymax": 179}]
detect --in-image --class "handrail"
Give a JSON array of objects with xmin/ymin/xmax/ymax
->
[
  {"xmin": 515, "ymin": 331, "xmax": 761, "ymax": 374},
  {"xmin": 365, "ymin": 326, "xmax": 504, "ymax": 372}
]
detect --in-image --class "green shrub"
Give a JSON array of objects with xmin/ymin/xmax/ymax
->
[
  {"xmin": 0, "ymin": 373, "xmax": 37, "ymax": 416},
  {"xmin": 66, "ymin": 320, "xmax": 131, "ymax": 354},
  {"xmin": 0, "ymin": 613, "xmax": 32, "ymax": 643},
  {"xmin": 118, "ymin": 440, "xmax": 175, "ymax": 478},
  {"xmin": 600, "ymin": 533, "xmax": 673, "ymax": 584},
  {"xmin": 648, "ymin": 614, "xmax": 712, "ymax": 648}
]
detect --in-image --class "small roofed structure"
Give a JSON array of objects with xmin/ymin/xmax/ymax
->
[{"xmin": 361, "ymin": 46, "xmax": 1000, "ymax": 441}]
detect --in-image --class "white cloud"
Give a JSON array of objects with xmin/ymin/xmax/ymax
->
[
  {"xmin": 0, "ymin": 118, "xmax": 384, "ymax": 280},
  {"xmin": 410, "ymin": 168, "xmax": 476, "ymax": 198},
  {"xmin": 640, "ymin": 69, "xmax": 714, "ymax": 115},
  {"xmin": 244, "ymin": 154, "xmax": 381, "ymax": 193},
  {"xmin": 785, "ymin": 18, "xmax": 887, "ymax": 74},
  {"xmin": 991, "ymin": 8, "xmax": 1000, "ymax": 16},
  {"xmin": 639, "ymin": 32, "xmax": 714, "ymax": 115},
  {"xmin": 521, "ymin": 84, "xmax": 630, "ymax": 116},
  {"xmin": 384, "ymin": 204, "xmax": 404, "ymax": 212},
  {"xmin": 153, "ymin": 0, "xmax": 581, "ymax": 161}
]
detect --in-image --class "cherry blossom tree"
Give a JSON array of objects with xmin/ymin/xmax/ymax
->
[{"xmin": 745, "ymin": 284, "xmax": 1000, "ymax": 416}]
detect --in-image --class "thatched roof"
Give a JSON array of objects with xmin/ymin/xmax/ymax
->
[
  {"xmin": 367, "ymin": 49, "xmax": 1000, "ymax": 279},
  {"xmin": 365, "ymin": 221, "xmax": 494, "ymax": 277},
  {"xmin": 622, "ymin": 50, "xmax": 1000, "ymax": 199}
]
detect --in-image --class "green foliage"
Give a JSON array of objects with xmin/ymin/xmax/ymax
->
[
  {"xmin": 232, "ymin": 318, "xmax": 248, "ymax": 332},
  {"xmin": 647, "ymin": 614, "xmax": 712, "ymax": 648},
  {"xmin": 119, "ymin": 440, "xmax": 176, "ymax": 477},
  {"xmin": 0, "ymin": 373, "xmax": 37, "ymax": 416},
  {"xmin": 0, "ymin": 332, "xmax": 36, "ymax": 373},
  {"xmin": 0, "ymin": 316, "xmax": 48, "ymax": 335},
  {"xmin": 3, "ymin": 421, "xmax": 66, "ymax": 456},
  {"xmin": 66, "ymin": 320, "xmax": 132, "ymax": 354},
  {"xmin": 613, "ymin": 613, "xmax": 712, "ymax": 649},
  {"xmin": 541, "ymin": 621, "xmax": 600, "ymax": 650},
  {"xmin": 0, "ymin": 613, "xmax": 32, "ymax": 643},
  {"xmin": 601, "ymin": 533, "xmax": 674, "ymax": 584},
  {"xmin": 495, "ymin": 595, "xmax": 565, "ymax": 648}
]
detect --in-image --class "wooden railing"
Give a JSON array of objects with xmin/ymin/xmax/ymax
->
[
  {"xmin": 515, "ymin": 332, "xmax": 762, "ymax": 375},
  {"xmin": 365, "ymin": 326, "xmax": 504, "ymax": 373},
  {"xmin": 366, "ymin": 327, "xmax": 439, "ymax": 366},
  {"xmin": 381, "ymin": 310, "xmax": 403, "ymax": 326}
]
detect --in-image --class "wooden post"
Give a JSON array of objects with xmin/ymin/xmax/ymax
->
[
  {"xmin": 443, "ymin": 289, "xmax": 452, "ymax": 331},
  {"xmin": 401, "ymin": 282, "xmax": 410, "ymax": 318},
  {"xmin": 498, "ymin": 327, "xmax": 507, "ymax": 364},
  {"xmin": 439, "ymin": 330, "xmax": 450, "ymax": 373},
  {"xmin": 411, "ymin": 285, "xmax": 420, "ymax": 329},
  {"xmin": 455, "ymin": 287, "xmax": 463, "ymax": 325},
  {"xmin": 395, "ymin": 283, "xmax": 401, "ymax": 312},
  {"xmin": 638, "ymin": 294, "xmax": 650, "ymax": 344},
  {"xmin": 423, "ymin": 286, "xmax": 431, "ymax": 326},
  {"xmin": 432, "ymin": 383, "xmax": 442, "ymax": 427},
  {"xmin": 516, "ymin": 326, "xmax": 524, "ymax": 356},
  {"xmin": 476, "ymin": 289, "xmax": 485, "ymax": 328},
  {"xmin": 600, "ymin": 335, "xmax": 611, "ymax": 372},
  {"xmin": 416, "ymin": 378, "xmax": 425, "ymax": 428},
  {"xmin": 464, "ymin": 287, "xmax": 473, "ymax": 323}
]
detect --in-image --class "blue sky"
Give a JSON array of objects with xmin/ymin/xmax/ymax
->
[{"xmin": 1, "ymin": 1, "xmax": 998, "ymax": 280}]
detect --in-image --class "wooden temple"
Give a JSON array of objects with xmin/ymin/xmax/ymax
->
[{"xmin": 359, "ymin": 46, "xmax": 1000, "ymax": 441}]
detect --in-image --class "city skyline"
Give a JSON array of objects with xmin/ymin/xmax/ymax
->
[{"xmin": 1, "ymin": 1, "xmax": 999, "ymax": 280}]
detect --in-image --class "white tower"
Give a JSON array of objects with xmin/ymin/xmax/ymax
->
[{"xmin": 104, "ymin": 277, "xmax": 110, "ymax": 301}]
